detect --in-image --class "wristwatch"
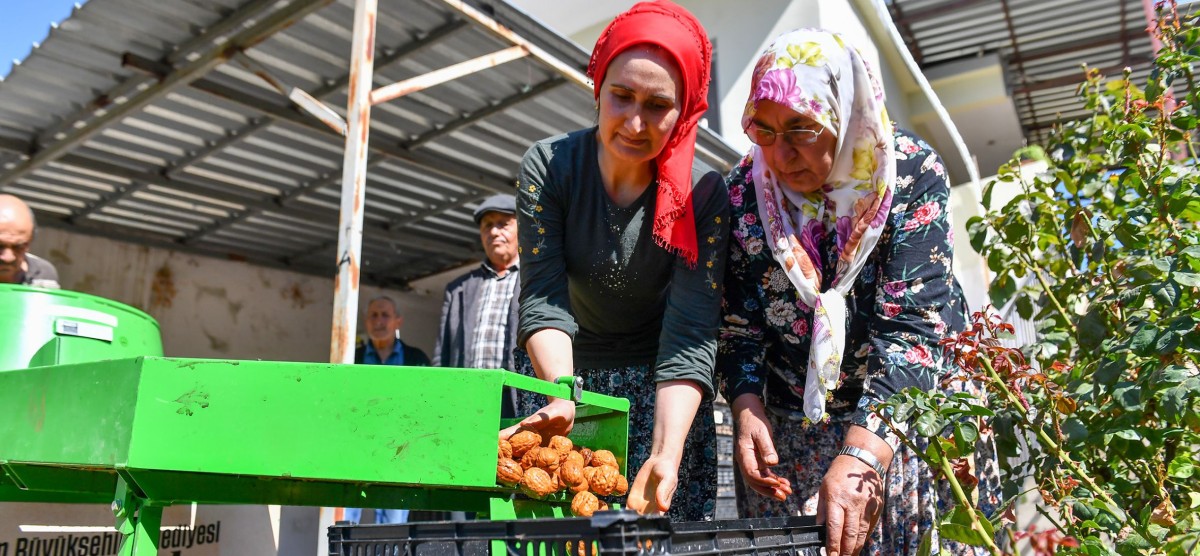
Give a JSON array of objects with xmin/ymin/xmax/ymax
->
[{"xmin": 837, "ymin": 445, "xmax": 887, "ymax": 477}]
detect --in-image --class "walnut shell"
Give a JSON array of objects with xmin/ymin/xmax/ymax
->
[
  {"xmin": 509, "ymin": 430, "xmax": 542, "ymax": 459},
  {"xmin": 579, "ymin": 448, "xmax": 594, "ymax": 466},
  {"xmin": 497, "ymin": 457, "xmax": 523, "ymax": 487},
  {"xmin": 548, "ymin": 435, "xmax": 574, "ymax": 459},
  {"xmin": 590, "ymin": 465, "xmax": 620, "ymax": 496},
  {"xmin": 499, "ymin": 439, "xmax": 513, "ymax": 459},
  {"xmin": 560, "ymin": 459, "xmax": 585, "ymax": 486},
  {"xmin": 532, "ymin": 446, "xmax": 560, "ymax": 473},
  {"xmin": 520, "ymin": 447, "xmax": 539, "ymax": 470},
  {"xmin": 613, "ymin": 474, "xmax": 628, "ymax": 496},
  {"xmin": 598, "ymin": 501, "xmax": 610, "ymax": 512},
  {"xmin": 571, "ymin": 491, "xmax": 600, "ymax": 517},
  {"xmin": 564, "ymin": 451, "xmax": 585, "ymax": 468},
  {"xmin": 582, "ymin": 466, "xmax": 597, "ymax": 483},
  {"xmin": 590, "ymin": 450, "xmax": 618, "ymax": 469},
  {"xmin": 520, "ymin": 467, "xmax": 558, "ymax": 499},
  {"xmin": 569, "ymin": 478, "xmax": 590, "ymax": 494}
]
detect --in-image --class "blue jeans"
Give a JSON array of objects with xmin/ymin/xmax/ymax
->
[{"xmin": 343, "ymin": 508, "xmax": 408, "ymax": 524}]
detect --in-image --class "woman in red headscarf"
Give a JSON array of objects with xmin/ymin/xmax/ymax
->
[{"xmin": 503, "ymin": 1, "xmax": 729, "ymax": 520}]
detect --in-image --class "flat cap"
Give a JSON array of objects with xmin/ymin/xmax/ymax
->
[{"xmin": 473, "ymin": 194, "xmax": 517, "ymax": 225}]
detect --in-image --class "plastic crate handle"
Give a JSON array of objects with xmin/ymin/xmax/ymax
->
[{"xmin": 555, "ymin": 376, "xmax": 584, "ymax": 403}]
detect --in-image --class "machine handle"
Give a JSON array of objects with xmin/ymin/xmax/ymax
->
[{"xmin": 554, "ymin": 376, "xmax": 584, "ymax": 404}]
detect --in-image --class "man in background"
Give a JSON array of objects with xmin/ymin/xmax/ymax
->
[
  {"xmin": 0, "ymin": 194, "xmax": 60, "ymax": 288},
  {"xmin": 355, "ymin": 296, "xmax": 430, "ymax": 367},
  {"xmin": 434, "ymin": 194, "xmax": 520, "ymax": 417},
  {"xmin": 345, "ymin": 295, "xmax": 429, "ymax": 524}
]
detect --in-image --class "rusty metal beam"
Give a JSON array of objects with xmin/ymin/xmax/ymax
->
[
  {"xmin": 370, "ymin": 45, "xmax": 530, "ymax": 105},
  {"xmin": 440, "ymin": 0, "xmax": 591, "ymax": 90},
  {"xmin": 0, "ymin": 0, "xmax": 333, "ymax": 190},
  {"xmin": 999, "ymin": 0, "xmax": 1041, "ymax": 133},
  {"xmin": 886, "ymin": 1, "xmax": 926, "ymax": 65}
]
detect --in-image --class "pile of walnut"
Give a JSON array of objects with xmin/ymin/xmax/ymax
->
[{"xmin": 497, "ymin": 429, "xmax": 628, "ymax": 517}]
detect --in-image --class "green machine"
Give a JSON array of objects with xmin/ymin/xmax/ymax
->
[{"xmin": 0, "ymin": 285, "xmax": 630, "ymax": 555}]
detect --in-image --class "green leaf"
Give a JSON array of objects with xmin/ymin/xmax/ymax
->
[
  {"xmin": 1112, "ymin": 382, "xmax": 1143, "ymax": 411},
  {"xmin": 1173, "ymin": 271, "xmax": 1200, "ymax": 287},
  {"xmin": 939, "ymin": 506, "xmax": 995, "ymax": 546},
  {"xmin": 1151, "ymin": 281, "xmax": 1181, "ymax": 307},
  {"xmin": 1168, "ymin": 452, "xmax": 1197, "ymax": 479},
  {"xmin": 966, "ymin": 216, "xmax": 988, "ymax": 254},
  {"xmin": 953, "ymin": 422, "xmax": 979, "ymax": 455},
  {"xmin": 1129, "ymin": 324, "xmax": 1159, "ymax": 354},
  {"xmin": 917, "ymin": 530, "xmax": 932, "ymax": 556},
  {"xmin": 1095, "ymin": 357, "xmax": 1126, "ymax": 385},
  {"xmin": 1077, "ymin": 305, "xmax": 1108, "ymax": 351}
]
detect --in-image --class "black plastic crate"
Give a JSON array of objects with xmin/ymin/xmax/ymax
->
[{"xmin": 328, "ymin": 510, "xmax": 823, "ymax": 556}]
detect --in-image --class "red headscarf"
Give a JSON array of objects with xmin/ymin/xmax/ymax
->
[{"xmin": 587, "ymin": 0, "xmax": 712, "ymax": 267}]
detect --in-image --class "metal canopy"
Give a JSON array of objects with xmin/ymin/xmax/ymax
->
[
  {"xmin": 887, "ymin": 0, "xmax": 1185, "ymax": 144},
  {"xmin": 0, "ymin": 0, "xmax": 741, "ymax": 288}
]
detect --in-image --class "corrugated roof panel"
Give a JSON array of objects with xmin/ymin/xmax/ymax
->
[
  {"xmin": 0, "ymin": 0, "xmax": 741, "ymax": 285},
  {"xmin": 891, "ymin": 0, "xmax": 1186, "ymax": 146}
]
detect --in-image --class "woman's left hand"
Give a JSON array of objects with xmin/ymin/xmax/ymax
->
[
  {"xmin": 816, "ymin": 456, "xmax": 884, "ymax": 556},
  {"xmin": 816, "ymin": 425, "xmax": 892, "ymax": 556},
  {"xmin": 626, "ymin": 452, "xmax": 682, "ymax": 515}
]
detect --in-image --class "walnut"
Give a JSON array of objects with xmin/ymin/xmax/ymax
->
[
  {"xmin": 590, "ymin": 465, "xmax": 619, "ymax": 496},
  {"xmin": 571, "ymin": 491, "xmax": 600, "ymax": 517},
  {"xmin": 499, "ymin": 439, "xmax": 513, "ymax": 459},
  {"xmin": 564, "ymin": 451, "xmax": 585, "ymax": 468},
  {"xmin": 579, "ymin": 448, "xmax": 594, "ymax": 466},
  {"xmin": 613, "ymin": 474, "xmax": 628, "ymax": 496},
  {"xmin": 520, "ymin": 467, "xmax": 558, "ymax": 499},
  {"xmin": 508, "ymin": 430, "xmax": 542, "ymax": 459},
  {"xmin": 582, "ymin": 466, "xmax": 597, "ymax": 484},
  {"xmin": 590, "ymin": 450, "xmax": 618, "ymax": 469},
  {"xmin": 520, "ymin": 447, "xmax": 539, "ymax": 470},
  {"xmin": 532, "ymin": 447, "xmax": 560, "ymax": 473},
  {"xmin": 598, "ymin": 501, "xmax": 610, "ymax": 512},
  {"xmin": 548, "ymin": 435, "xmax": 574, "ymax": 459},
  {"xmin": 497, "ymin": 457, "xmax": 523, "ymax": 487},
  {"xmin": 560, "ymin": 459, "xmax": 585, "ymax": 486},
  {"xmin": 569, "ymin": 478, "xmax": 590, "ymax": 494}
]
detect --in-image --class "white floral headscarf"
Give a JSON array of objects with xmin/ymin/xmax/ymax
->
[{"xmin": 743, "ymin": 29, "xmax": 895, "ymax": 422}]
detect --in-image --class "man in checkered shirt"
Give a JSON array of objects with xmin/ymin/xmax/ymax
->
[{"xmin": 434, "ymin": 194, "xmax": 520, "ymax": 417}]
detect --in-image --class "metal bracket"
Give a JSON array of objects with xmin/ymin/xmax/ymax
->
[
  {"xmin": 555, "ymin": 376, "xmax": 584, "ymax": 404},
  {"xmin": 112, "ymin": 476, "xmax": 164, "ymax": 556}
]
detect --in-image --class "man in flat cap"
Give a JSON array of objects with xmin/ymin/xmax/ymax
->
[
  {"xmin": 0, "ymin": 194, "xmax": 59, "ymax": 288},
  {"xmin": 434, "ymin": 193, "xmax": 520, "ymax": 417}
]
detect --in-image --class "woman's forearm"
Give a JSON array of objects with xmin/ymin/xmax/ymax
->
[
  {"xmin": 651, "ymin": 380, "xmax": 703, "ymax": 458},
  {"xmin": 526, "ymin": 328, "xmax": 574, "ymax": 392}
]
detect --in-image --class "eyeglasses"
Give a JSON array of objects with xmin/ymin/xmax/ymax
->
[{"xmin": 744, "ymin": 122, "xmax": 824, "ymax": 147}]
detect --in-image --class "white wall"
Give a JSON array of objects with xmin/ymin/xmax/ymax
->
[{"xmin": 30, "ymin": 227, "xmax": 449, "ymax": 360}]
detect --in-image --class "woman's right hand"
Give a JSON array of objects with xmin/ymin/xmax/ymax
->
[
  {"xmin": 499, "ymin": 397, "xmax": 576, "ymax": 440},
  {"xmin": 731, "ymin": 393, "xmax": 792, "ymax": 500}
]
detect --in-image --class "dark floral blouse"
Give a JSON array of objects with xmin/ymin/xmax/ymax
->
[{"xmin": 716, "ymin": 129, "xmax": 965, "ymax": 448}]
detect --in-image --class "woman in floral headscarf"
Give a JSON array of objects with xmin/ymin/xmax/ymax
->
[{"xmin": 716, "ymin": 29, "xmax": 999, "ymax": 555}]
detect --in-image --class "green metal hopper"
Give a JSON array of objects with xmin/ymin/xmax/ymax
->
[{"xmin": 0, "ymin": 287, "xmax": 630, "ymax": 555}]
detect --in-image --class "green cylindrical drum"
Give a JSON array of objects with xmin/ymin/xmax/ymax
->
[{"xmin": 0, "ymin": 284, "xmax": 162, "ymax": 371}]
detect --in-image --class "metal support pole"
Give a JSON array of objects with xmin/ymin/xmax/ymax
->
[{"xmin": 330, "ymin": 0, "xmax": 377, "ymax": 365}]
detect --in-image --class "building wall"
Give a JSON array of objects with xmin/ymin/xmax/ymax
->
[{"xmin": 30, "ymin": 226, "xmax": 448, "ymax": 361}]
